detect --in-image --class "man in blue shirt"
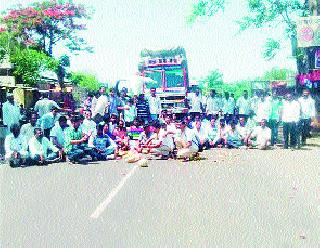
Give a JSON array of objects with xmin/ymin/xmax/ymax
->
[{"xmin": 40, "ymin": 106, "xmax": 60, "ymax": 139}]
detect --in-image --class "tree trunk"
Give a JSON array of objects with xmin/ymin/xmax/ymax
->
[
  {"xmin": 48, "ymin": 29, "xmax": 54, "ymax": 57},
  {"xmin": 42, "ymin": 32, "xmax": 46, "ymax": 54}
]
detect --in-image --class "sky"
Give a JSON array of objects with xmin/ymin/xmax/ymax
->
[{"xmin": 1, "ymin": 0, "xmax": 297, "ymax": 84}]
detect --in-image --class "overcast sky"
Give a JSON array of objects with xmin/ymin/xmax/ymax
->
[{"xmin": 1, "ymin": 0, "xmax": 297, "ymax": 84}]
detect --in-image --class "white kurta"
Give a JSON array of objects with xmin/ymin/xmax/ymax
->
[{"xmin": 2, "ymin": 101, "xmax": 21, "ymax": 130}]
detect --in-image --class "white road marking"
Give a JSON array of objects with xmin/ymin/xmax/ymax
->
[{"xmin": 90, "ymin": 164, "xmax": 139, "ymax": 219}]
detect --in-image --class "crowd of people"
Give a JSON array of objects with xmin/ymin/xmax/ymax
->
[{"xmin": 2, "ymin": 85, "xmax": 317, "ymax": 167}]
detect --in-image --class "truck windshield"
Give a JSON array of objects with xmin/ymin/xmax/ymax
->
[
  {"xmin": 144, "ymin": 69, "xmax": 184, "ymax": 89},
  {"xmin": 144, "ymin": 71, "xmax": 162, "ymax": 89},
  {"xmin": 165, "ymin": 69, "xmax": 184, "ymax": 88}
]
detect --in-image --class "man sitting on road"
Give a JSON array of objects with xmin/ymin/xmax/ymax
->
[
  {"xmin": 28, "ymin": 127, "xmax": 62, "ymax": 165},
  {"xmin": 150, "ymin": 123, "xmax": 175, "ymax": 159},
  {"xmin": 247, "ymin": 119, "xmax": 271, "ymax": 150},
  {"xmin": 176, "ymin": 121, "xmax": 199, "ymax": 161},
  {"xmin": 50, "ymin": 115, "xmax": 69, "ymax": 152},
  {"xmin": 207, "ymin": 118, "xmax": 219, "ymax": 148},
  {"xmin": 193, "ymin": 120, "xmax": 209, "ymax": 150},
  {"xmin": 4, "ymin": 124, "xmax": 29, "ymax": 167},
  {"xmin": 92, "ymin": 123, "xmax": 117, "ymax": 160},
  {"xmin": 20, "ymin": 112, "xmax": 39, "ymax": 143},
  {"xmin": 64, "ymin": 115, "xmax": 95, "ymax": 164},
  {"xmin": 214, "ymin": 119, "xmax": 229, "ymax": 148},
  {"xmin": 236, "ymin": 117, "xmax": 251, "ymax": 147},
  {"xmin": 226, "ymin": 122, "xmax": 242, "ymax": 148}
]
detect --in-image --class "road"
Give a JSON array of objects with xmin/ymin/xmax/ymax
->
[{"xmin": 1, "ymin": 144, "xmax": 320, "ymax": 247}]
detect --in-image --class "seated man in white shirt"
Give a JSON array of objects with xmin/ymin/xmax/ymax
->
[
  {"xmin": 50, "ymin": 115, "xmax": 69, "ymax": 150},
  {"xmin": 5, "ymin": 124, "xmax": 29, "ymax": 167},
  {"xmin": 164, "ymin": 115, "xmax": 177, "ymax": 134},
  {"xmin": 176, "ymin": 121, "xmax": 199, "ymax": 161},
  {"xmin": 247, "ymin": 119, "xmax": 271, "ymax": 150},
  {"xmin": 214, "ymin": 119, "xmax": 229, "ymax": 147},
  {"xmin": 153, "ymin": 123, "xmax": 176, "ymax": 159},
  {"xmin": 226, "ymin": 122, "xmax": 242, "ymax": 148},
  {"xmin": 29, "ymin": 127, "xmax": 62, "ymax": 165},
  {"xmin": 20, "ymin": 112, "xmax": 39, "ymax": 144},
  {"xmin": 236, "ymin": 117, "xmax": 251, "ymax": 146},
  {"xmin": 194, "ymin": 120, "xmax": 209, "ymax": 150}
]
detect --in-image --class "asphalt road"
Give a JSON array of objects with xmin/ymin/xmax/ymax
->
[{"xmin": 1, "ymin": 145, "xmax": 320, "ymax": 247}]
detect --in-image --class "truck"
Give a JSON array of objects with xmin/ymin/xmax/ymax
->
[{"xmin": 138, "ymin": 47, "xmax": 189, "ymax": 114}]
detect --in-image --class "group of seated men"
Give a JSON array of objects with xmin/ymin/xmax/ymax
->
[{"xmin": 4, "ymin": 105, "xmax": 272, "ymax": 167}]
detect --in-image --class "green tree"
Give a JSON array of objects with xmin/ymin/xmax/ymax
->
[
  {"xmin": 232, "ymin": 80, "xmax": 252, "ymax": 99},
  {"xmin": 69, "ymin": 71, "xmax": 100, "ymax": 92},
  {"xmin": 0, "ymin": 0, "xmax": 94, "ymax": 88},
  {"xmin": 1, "ymin": 0, "xmax": 94, "ymax": 56},
  {"xmin": 11, "ymin": 47, "xmax": 59, "ymax": 86},
  {"xmin": 0, "ymin": 32, "xmax": 58, "ymax": 86},
  {"xmin": 188, "ymin": 0, "xmax": 311, "ymax": 72},
  {"xmin": 258, "ymin": 67, "xmax": 295, "ymax": 81},
  {"xmin": 199, "ymin": 69, "xmax": 253, "ymax": 98},
  {"xmin": 199, "ymin": 69, "xmax": 224, "ymax": 95}
]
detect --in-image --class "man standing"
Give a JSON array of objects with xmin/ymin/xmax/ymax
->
[
  {"xmin": 81, "ymin": 110, "xmax": 97, "ymax": 147},
  {"xmin": 298, "ymin": 89, "xmax": 316, "ymax": 146},
  {"xmin": 2, "ymin": 93, "xmax": 22, "ymax": 133},
  {"xmin": 34, "ymin": 93, "xmax": 59, "ymax": 118},
  {"xmin": 250, "ymin": 92, "xmax": 260, "ymax": 116},
  {"xmin": 189, "ymin": 89, "xmax": 202, "ymax": 120},
  {"xmin": 206, "ymin": 90, "xmax": 221, "ymax": 120},
  {"xmin": 222, "ymin": 92, "xmax": 235, "ymax": 124},
  {"xmin": 92, "ymin": 86, "xmax": 109, "ymax": 123},
  {"xmin": 123, "ymin": 99, "xmax": 137, "ymax": 126},
  {"xmin": 136, "ymin": 94, "xmax": 150, "ymax": 124},
  {"xmin": 269, "ymin": 92, "xmax": 282, "ymax": 146},
  {"xmin": 282, "ymin": 93, "xmax": 300, "ymax": 149},
  {"xmin": 108, "ymin": 89, "xmax": 121, "ymax": 117},
  {"xmin": 236, "ymin": 90, "xmax": 251, "ymax": 119},
  {"xmin": 255, "ymin": 93, "xmax": 271, "ymax": 123},
  {"xmin": 148, "ymin": 88, "xmax": 161, "ymax": 121},
  {"xmin": 40, "ymin": 106, "xmax": 60, "ymax": 139}
]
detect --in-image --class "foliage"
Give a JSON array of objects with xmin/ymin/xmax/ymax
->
[
  {"xmin": 69, "ymin": 71, "xmax": 100, "ymax": 92},
  {"xmin": 0, "ymin": 0, "xmax": 94, "ymax": 56},
  {"xmin": 10, "ymin": 47, "xmax": 59, "ymax": 86},
  {"xmin": 199, "ymin": 69, "xmax": 223, "ymax": 95},
  {"xmin": 187, "ymin": 0, "xmax": 226, "ymax": 24},
  {"xmin": 198, "ymin": 69, "xmax": 252, "ymax": 98},
  {"xmin": 257, "ymin": 67, "xmax": 295, "ymax": 81},
  {"xmin": 140, "ymin": 46, "xmax": 186, "ymax": 58},
  {"xmin": 188, "ymin": 0, "xmax": 309, "ymax": 63},
  {"xmin": 263, "ymin": 38, "xmax": 280, "ymax": 60}
]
